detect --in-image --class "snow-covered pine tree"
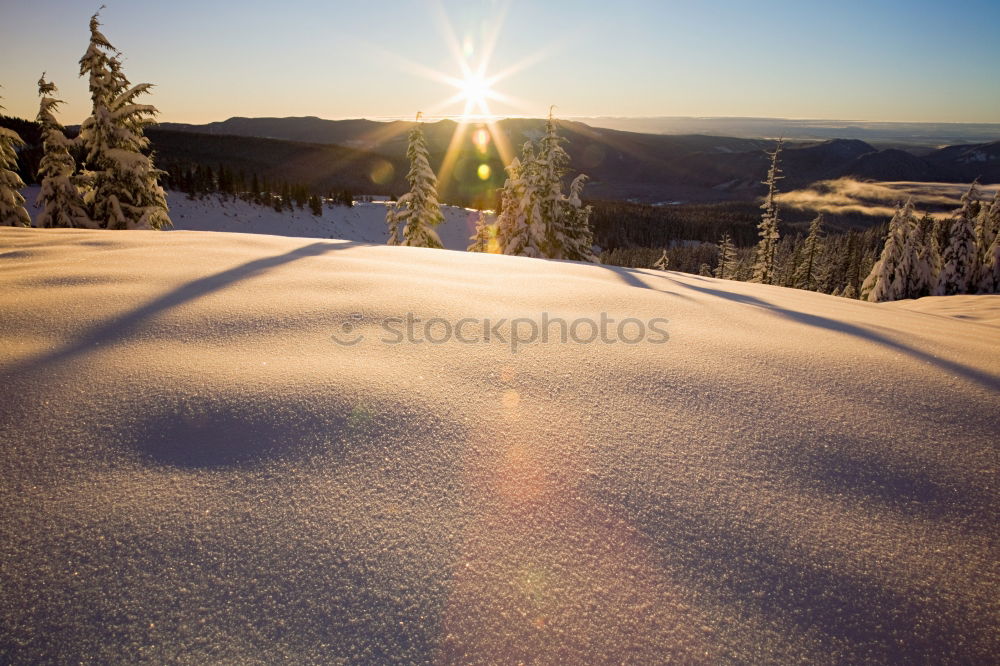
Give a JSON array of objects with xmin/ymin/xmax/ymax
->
[
  {"xmin": 0, "ymin": 95, "xmax": 31, "ymax": 227},
  {"xmin": 911, "ymin": 211, "xmax": 937, "ymax": 297},
  {"xmin": 495, "ymin": 142, "xmax": 545, "ymax": 257},
  {"xmin": 35, "ymin": 75, "xmax": 91, "ymax": 228},
  {"xmin": 893, "ymin": 200, "xmax": 917, "ymax": 299},
  {"xmin": 979, "ymin": 228, "xmax": 1000, "ymax": 294},
  {"xmin": 862, "ymin": 206, "xmax": 905, "ymax": 302},
  {"xmin": 535, "ymin": 110, "xmax": 570, "ymax": 257},
  {"xmin": 467, "ymin": 210, "xmax": 494, "ymax": 252},
  {"xmin": 776, "ymin": 234, "xmax": 801, "ymax": 287},
  {"xmin": 562, "ymin": 173, "xmax": 597, "ymax": 262},
  {"xmin": 893, "ymin": 199, "xmax": 933, "ymax": 299},
  {"xmin": 934, "ymin": 181, "xmax": 980, "ymax": 295},
  {"xmin": 751, "ymin": 139, "xmax": 783, "ymax": 284},
  {"xmin": 976, "ymin": 191, "xmax": 1000, "ymax": 293},
  {"xmin": 793, "ymin": 213, "xmax": 824, "ymax": 290},
  {"xmin": 652, "ymin": 250, "xmax": 669, "ymax": 271},
  {"xmin": 974, "ymin": 190, "xmax": 999, "ymax": 292},
  {"xmin": 385, "ymin": 200, "xmax": 401, "ymax": 245},
  {"xmin": 842, "ymin": 231, "xmax": 862, "ymax": 297},
  {"xmin": 714, "ymin": 233, "xmax": 737, "ymax": 279},
  {"xmin": 78, "ymin": 10, "xmax": 171, "ymax": 230},
  {"xmin": 527, "ymin": 110, "xmax": 598, "ymax": 262},
  {"xmin": 494, "ymin": 157, "xmax": 524, "ymax": 253},
  {"xmin": 390, "ymin": 115, "xmax": 443, "ymax": 248}
]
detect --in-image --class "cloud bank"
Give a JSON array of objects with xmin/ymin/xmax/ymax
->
[{"xmin": 777, "ymin": 179, "xmax": 999, "ymax": 219}]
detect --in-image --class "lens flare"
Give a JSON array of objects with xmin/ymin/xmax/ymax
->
[
  {"xmin": 477, "ymin": 164, "xmax": 491, "ymax": 180},
  {"xmin": 473, "ymin": 128, "xmax": 490, "ymax": 152}
]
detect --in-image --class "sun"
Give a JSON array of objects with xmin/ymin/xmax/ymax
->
[
  {"xmin": 442, "ymin": 67, "xmax": 504, "ymax": 121},
  {"xmin": 458, "ymin": 72, "xmax": 493, "ymax": 117}
]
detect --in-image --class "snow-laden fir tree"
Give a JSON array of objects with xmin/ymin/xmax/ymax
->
[
  {"xmin": 792, "ymin": 213, "xmax": 824, "ymax": 290},
  {"xmin": 979, "ymin": 225, "xmax": 1000, "ymax": 293},
  {"xmin": 35, "ymin": 75, "xmax": 91, "ymax": 228},
  {"xmin": 535, "ymin": 110, "xmax": 570, "ymax": 256},
  {"xmin": 714, "ymin": 233, "xmax": 737, "ymax": 279},
  {"xmin": 386, "ymin": 200, "xmax": 401, "ymax": 245},
  {"xmin": 895, "ymin": 200, "xmax": 933, "ymax": 298},
  {"xmin": 495, "ymin": 143, "xmax": 545, "ymax": 257},
  {"xmin": 977, "ymin": 191, "xmax": 1000, "ymax": 293},
  {"xmin": 776, "ymin": 234, "xmax": 801, "ymax": 287},
  {"xmin": 934, "ymin": 181, "xmax": 980, "ymax": 295},
  {"xmin": 862, "ymin": 206, "xmax": 905, "ymax": 302},
  {"xmin": 532, "ymin": 111, "xmax": 597, "ymax": 262},
  {"xmin": 751, "ymin": 139, "xmax": 783, "ymax": 284},
  {"xmin": 562, "ymin": 173, "xmax": 596, "ymax": 261},
  {"xmin": 467, "ymin": 210, "xmax": 494, "ymax": 252},
  {"xmin": 841, "ymin": 231, "xmax": 862, "ymax": 298},
  {"xmin": 78, "ymin": 10, "xmax": 171, "ymax": 229},
  {"xmin": 494, "ymin": 113, "xmax": 595, "ymax": 261},
  {"xmin": 652, "ymin": 250, "xmax": 669, "ymax": 271},
  {"xmin": 0, "ymin": 95, "xmax": 31, "ymax": 227},
  {"xmin": 385, "ymin": 115, "xmax": 443, "ymax": 248}
]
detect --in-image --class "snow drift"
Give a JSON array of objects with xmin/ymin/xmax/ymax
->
[{"xmin": 0, "ymin": 227, "xmax": 997, "ymax": 663}]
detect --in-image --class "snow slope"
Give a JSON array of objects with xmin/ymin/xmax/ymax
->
[
  {"xmin": 889, "ymin": 294, "xmax": 1000, "ymax": 329},
  {"xmin": 21, "ymin": 186, "xmax": 488, "ymax": 250},
  {"xmin": 1, "ymin": 227, "xmax": 998, "ymax": 664}
]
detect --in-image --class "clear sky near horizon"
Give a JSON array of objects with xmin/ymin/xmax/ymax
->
[{"xmin": 1, "ymin": 0, "xmax": 998, "ymax": 126}]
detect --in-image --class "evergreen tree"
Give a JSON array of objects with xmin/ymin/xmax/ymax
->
[
  {"xmin": 751, "ymin": 139, "xmax": 783, "ymax": 284},
  {"xmin": 652, "ymin": 250, "xmax": 669, "ymax": 270},
  {"xmin": 0, "ymin": 95, "xmax": 30, "ymax": 227},
  {"xmin": 979, "ymin": 229, "xmax": 1000, "ymax": 294},
  {"xmin": 934, "ymin": 181, "xmax": 980, "ymax": 295},
  {"xmin": 308, "ymin": 194, "xmax": 322, "ymax": 216},
  {"xmin": 386, "ymin": 115, "xmax": 443, "ymax": 248},
  {"xmin": 776, "ymin": 233, "xmax": 801, "ymax": 287},
  {"xmin": 495, "ymin": 144, "xmax": 545, "ymax": 257},
  {"xmin": 894, "ymin": 200, "xmax": 933, "ymax": 298},
  {"xmin": 976, "ymin": 191, "xmax": 1000, "ymax": 293},
  {"xmin": 34, "ymin": 75, "xmax": 91, "ymax": 228},
  {"xmin": 531, "ymin": 111, "xmax": 598, "ymax": 262},
  {"xmin": 714, "ymin": 233, "xmax": 737, "ymax": 279},
  {"xmin": 467, "ymin": 210, "xmax": 493, "ymax": 252},
  {"xmin": 386, "ymin": 200, "xmax": 401, "ymax": 245},
  {"xmin": 792, "ymin": 214, "xmax": 824, "ymax": 290},
  {"xmin": 974, "ymin": 190, "xmax": 999, "ymax": 292},
  {"xmin": 535, "ymin": 110, "xmax": 571, "ymax": 256},
  {"xmin": 78, "ymin": 10, "xmax": 171, "ymax": 229},
  {"xmin": 862, "ymin": 205, "xmax": 905, "ymax": 302},
  {"xmin": 494, "ymin": 114, "xmax": 595, "ymax": 261},
  {"xmin": 562, "ymin": 173, "xmax": 597, "ymax": 261},
  {"xmin": 250, "ymin": 172, "xmax": 261, "ymax": 204}
]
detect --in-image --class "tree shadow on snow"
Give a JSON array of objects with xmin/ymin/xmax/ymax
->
[
  {"xmin": 0, "ymin": 241, "xmax": 359, "ymax": 380},
  {"xmin": 663, "ymin": 277, "xmax": 1000, "ymax": 392}
]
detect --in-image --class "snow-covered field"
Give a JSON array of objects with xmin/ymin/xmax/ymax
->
[
  {"xmin": 1, "ymin": 227, "xmax": 998, "ymax": 663},
  {"xmin": 20, "ymin": 186, "xmax": 489, "ymax": 250}
]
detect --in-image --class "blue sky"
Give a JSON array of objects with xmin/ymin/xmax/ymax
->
[{"xmin": 1, "ymin": 0, "xmax": 998, "ymax": 124}]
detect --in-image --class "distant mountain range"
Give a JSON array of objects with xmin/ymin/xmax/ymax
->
[
  {"xmin": 154, "ymin": 116, "xmax": 1000, "ymax": 205},
  {"xmin": 4, "ymin": 113, "xmax": 997, "ymax": 208},
  {"xmin": 568, "ymin": 116, "xmax": 1000, "ymax": 147}
]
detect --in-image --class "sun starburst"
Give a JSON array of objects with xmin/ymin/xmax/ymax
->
[{"xmin": 344, "ymin": 1, "xmax": 574, "ymax": 200}]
